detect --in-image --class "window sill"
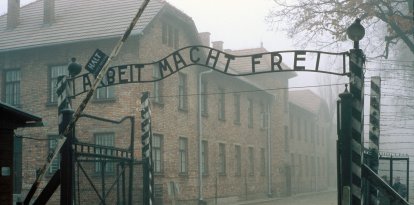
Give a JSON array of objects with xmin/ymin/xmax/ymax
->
[
  {"xmin": 154, "ymin": 172, "xmax": 164, "ymax": 176},
  {"xmin": 92, "ymin": 98, "xmax": 117, "ymax": 104},
  {"xmin": 46, "ymin": 102, "xmax": 58, "ymax": 107},
  {"xmin": 93, "ymin": 172, "xmax": 116, "ymax": 177},
  {"xmin": 179, "ymin": 172, "xmax": 188, "ymax": 177},
  {"xmin": 153, "ymin": 100, "xmax": 164, "ymax": 107}
]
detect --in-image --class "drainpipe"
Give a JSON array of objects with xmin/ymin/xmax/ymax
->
[
  {"xmin": 198, "ymin": 69, "xmax": 213, "ymax": 203},
  {"xmin": 267, "ymin": 102, "xmax": 273, "ymax": 197}
]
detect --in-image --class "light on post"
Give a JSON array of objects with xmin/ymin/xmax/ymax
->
[
  {"xmin": 346, "ymin": 18, "xmax": 365, "ymax": 49},
  {"xmin": 67, "ymin": 57, "xmax": 82, "ymax": 77}
]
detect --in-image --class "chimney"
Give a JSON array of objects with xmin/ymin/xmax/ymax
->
[
  {"xmin": 7, "ymin": 0, "xmax": 20, "ymax": 29},
  {"xmin": 212, "ymin": 41, "xmax": 224, "ymax": 51},
  {"xmin": 198, "ymin": 32, "xmax": 211, "ymax": 47},
  {"xmin": 44, "ymin": 0, "xmax": 55, "ymax": 25}
]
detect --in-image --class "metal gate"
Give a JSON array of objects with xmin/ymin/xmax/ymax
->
[{"xmin": 72, "ymin": 114, "xmax": 143, "ymax": 205}]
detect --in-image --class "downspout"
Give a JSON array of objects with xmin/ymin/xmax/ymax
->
[
  {"xmin": 198, "ymin": 69, "xmax": 213, "ymax": 203},
  {"xmin": 267, "ymin": 101, "xmax": 273, "ymax": 197}
]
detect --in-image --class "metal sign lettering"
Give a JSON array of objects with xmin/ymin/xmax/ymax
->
[
  {"xmin": 85, "ymin": 49, "xmax": 109, "ymax": 77},
  {"xmin": 70, "ymin": 45, "xmax": 349, "ymax": 97}
]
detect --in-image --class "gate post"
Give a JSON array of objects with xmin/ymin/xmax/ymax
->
[
  {"xmin": 141, "ymin": 91, "xmax": 154, "ymax": 205},
  {"xmin": 338, "ymin": 86, "xmax": 353, "ymax": 205},
  {"xmin": 57, "ymin": 75, "xmax": 75, "ymax": 205},
  {"xmin": 346, "ymin": 18, "xmax": 365, "ymax": 205}
]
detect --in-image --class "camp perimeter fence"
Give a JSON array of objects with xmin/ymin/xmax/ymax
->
[{"xmin": 363, "ymin": 150, "xmax": 410, "ymax": 205}]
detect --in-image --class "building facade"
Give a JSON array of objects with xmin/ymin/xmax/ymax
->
[
  {"xmin": 287, "ymin": 90, "xmax": 334, "ymax": 195},
  {"xmin": 0, "ymin": 0, "xmax": 301, "ymax": 204}
]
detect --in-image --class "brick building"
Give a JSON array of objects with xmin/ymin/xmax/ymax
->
[
  {"xmin": 287, "ymin": 90, "xmax": 334, "ymax": 195},
  {"xmin": 0, "ymin": 0, "xmax": 301, "ymax": 204}
]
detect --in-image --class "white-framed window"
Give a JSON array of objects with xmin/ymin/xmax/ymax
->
[
  {"xmin": 179, "ymin": 137, "xmax": 188, "ymax": 174},
  {"xmin": 178, "ymin": 73, "xmax": 187, "ymax": 110},
  {"xmin": 247, "ymin": 99, "xmax": 253, "ymax": 128},
  {"xmin": 153, "ymin": 66, "xmax": 163, "ymax": 103},
  {"xmin": 260, "ymin": 148, "xmax": 265, "ymax": 176},
  {"xmin": 235, "ymin": 145, "xmax": 241, "ymax": 176},
  {"xmin": 201, "ymin": 80, "xmax": 208, "ymax": 115},
  {"xmin": 218, "ymin": 143, "xmax": 226, "ymax": 175},
  {"xmin": 260, "ymin": 103, "xmax": 267, "ymax": 129},
  {"xmin": 162, "ymin": 22, "xmax": 179, "ymax": 49},
  {"xmin": 152, "ymin": 134, "xmax": 163, "ymax": 173},
  {"xmin": 218, "ymin": 88, "xmax": 225, "ymax": 120},
  {"xmin": 4, "ymin": 69, "xmax": 21, "ymax": 106},
  {"xmin": 234, "ymin": 94, "xmax": 240, "ymax": 124},
  {"xmin": 248, "ymin": 147, "xmax": 254, "ymax": 175},
  {"xmin": 95, "ymin": 133, "xmax": 115, "ymax": 173},
  {"xmin": 96, "ymin": 77, "xmax": 115, "ymax": 100},
  {"xmin": 49, "ymin": 65, "xmax": 68, "ymax": 103},
  {"xmin": 201, "ymin": 140, "xmax": 208, "ymax": 175}
]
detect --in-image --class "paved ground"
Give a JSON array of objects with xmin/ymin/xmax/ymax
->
[{"xmin": 232, "ymin": 190, "xmax": 337, "ymax": 205}]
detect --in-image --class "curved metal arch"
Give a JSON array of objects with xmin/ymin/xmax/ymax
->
[{"xmin": 70, "ymin": 45, "xmax": 350, "ymax": 97}]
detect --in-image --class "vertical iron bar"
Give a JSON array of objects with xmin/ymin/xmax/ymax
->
[
  {"xmin": 117, "ymin": 163, "xmax": 120, "ymax": 205},
  {"xmin": 58, "ymin": 75, "xmax": 74, "ymax": 205},
  {"xmin": 407, "ymin": 159, "xmax": 409, "ymax": 201},
  {"xmin": 101, "ymin": 161, "xmax": 106, "ymax": 205},
  {"xmin": 337, "ymin": 140, "xmax": 342, "ymax": 205},
  {"xmin": 390, "ymin": 157, "xmax": 393, "ymax": 187},
  {"xmin": 339, "ymin": 86, "xmax": 353, "ymax": 205},
  {"xmin": 122, "ymin": 162, "xmax": 126, "ymax": 205},
  {"xmin": 129, "ymin": 117, "xmax": 135, "ymax": 205},
  {"xmin": 349, "ymin": 47, "xmax": 365, "ymax": 205}
]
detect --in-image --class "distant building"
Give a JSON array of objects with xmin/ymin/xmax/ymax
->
[
  {"xmin": 288, "ymin": 90, "xmax": 334, "ymax": 194},
  {"xmin": 0, "ymin": 0, "xmax": 304, "ymax": 204}
]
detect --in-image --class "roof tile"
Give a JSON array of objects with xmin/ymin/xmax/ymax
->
[{"xmin": 0, "ymin": 0, "xmax": 165, "ymax": 52}]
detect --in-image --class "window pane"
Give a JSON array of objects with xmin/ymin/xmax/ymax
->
[
  {"xmin": 153, "ymin": 66, "xmax": 162, "ymax": 103},
  {"xmin": 218, "ymin": 88, "xmax": 225, "ymax": 120},
  {"xmin": 178, "ymin": 73, "xmax": 187, "ymax": 109},
  {"xmin": 201, "ymin": 80, "xmax": 207, "ymax": 115},
  {"xmin": 152, "ymin": 134, "xmax": 163, "ymax": 173},
  {"xmin": 261, "ymin": 148, "xmax": 265, "ymax": 176},
  {"xmin": 249, "ymin": 147, "xmax": 254, "ymax": 175},
  {"xmin": 48, "ymin": 135, "xmax": 60, "ymax": 173},
  {"xmin": 179, "ymin": 137, "xmax": 187, "ymax": 173},
  {"xmin": 96, "ymin": 77, "xmax": 115, "ymax": 100},
  {"xmin": 50, "ymin": 65, "xmax": 68, "ymax": 103},
  {"xmin": 201, "ymin": 140, "xmax": 208, "ymax": 174},
  {"xmin": 248, "ymin": 99, "xmax": 253, "ymax": 127},
  {"xmin": 219, "ymin": 143, "xmax": 226, "ymax": 174},
  {"xmin": 174, "ymin": 28, "xmax": 179, "ymax": 49},
  {"xmin": 234, "ymin": 94, "xmax": 240, "ymax": 123},
  {"xmin": 95, "ymin": 133, "xmax": 115, "ymax": 173},
  {"xmin": 235, "ymin": 145, "xmax": 241, "ymax": 175},
  {"xmin": 5, "ymin": 70, "xmax": 21, "ymax": 106}
]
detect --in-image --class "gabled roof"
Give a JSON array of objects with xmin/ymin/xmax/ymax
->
[
  {"xmin": 0, "ymin": 0, "xmax": 168, "ymax": 52},
  {"xmin": 289, "ymin": 90, "xmax": 325, "ymax": 114},
  {"xmin": 0, "ymin": 101, "xmax": 43, "ymax": 127},
  {"xmin": 228, "ymin": 47, "xmax": 292, "ymax": 74}
]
